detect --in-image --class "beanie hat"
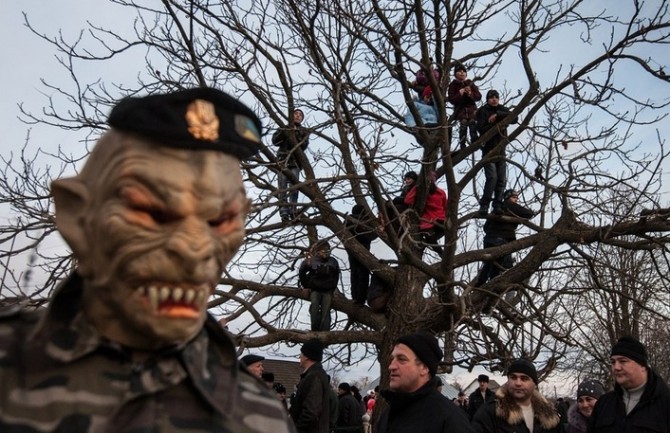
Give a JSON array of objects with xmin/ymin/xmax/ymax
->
[
  {"xmin": 507, "ymin": 358, "xmax": 539, "ymax": 384},
  {"xmin": 404, "ymin": 171, "xmax": 418, "ymax": 181},
  {"xmin": 422, "ymin": 86, "xmax": 433, "ymax": 99},
  {"xmin": 486, "ymin": 89, "xmax": 500, "ymax": 99},
  {"xmin": 301, "ymin": 338, "xmax": 324, "ymax": 362},
  {"xmin": 453, "ymin": 64, "xmax": 467, "ymax": 73},
  {"xmin": 338, "ymin": 382, "xmax": 351, "ymax": 393},
  {"xmin": 577, "ymin": 379, "xmax": 605, "ymax": 399},
  {"xmin": 611, "ymin": 335, "xmax": 648, "ymax": 366},
  {"xmin": 477, "ymin": 374, "xmax": 490, "ymax": 383},
  {"xmin": 503, "ymin": 189, "xmax": 519, "ymax": 201},
  {"xmin": 396, "ymin": 332, "xmax": 443, "ymax": 376}
]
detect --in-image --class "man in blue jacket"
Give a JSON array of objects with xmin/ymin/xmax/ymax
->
[{"xmin": 589, "ymin": 336, "xmax": 670, "ymax": 433}]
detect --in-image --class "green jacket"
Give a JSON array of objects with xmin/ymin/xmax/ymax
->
[{"xmin": 0, "ymin": 272, "xmax": 296, "ymax": 433}]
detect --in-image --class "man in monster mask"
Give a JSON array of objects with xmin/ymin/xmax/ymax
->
[{"xmin": 0, "ymin": 88, "xmax": 296, "ymax": 433}]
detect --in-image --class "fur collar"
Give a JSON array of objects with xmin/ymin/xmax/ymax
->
[
  {"xmin": 567, "ymin": 403, "xmax": 588, "ymax": 433},
  {"xmin": 494, "ymin": 385, "xmax": 561, "ymax": 430}
]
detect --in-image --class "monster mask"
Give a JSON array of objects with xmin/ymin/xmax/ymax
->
[{"xmin": 50, "ymin": 88, "xmax": 261, "ymax": 350}]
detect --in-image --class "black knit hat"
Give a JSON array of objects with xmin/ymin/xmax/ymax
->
[
  {"xmin": 338, "ymin": 382, "xmax": 351, "ymax": 393},
  {"xmin": 301, "ymin": 338, "xmax": 324, "ymax": 362},
  {"xmin": 611, "ymin": 335, "xmax": 648, "ymax": 366},
  {"xmin": 577, "ymin": 379, "xmax": 605, "ymax": 399},
  {"xmin": 395, "ymin": 332, "xmax": 443, "ymax": 376},
  {"xmin": 404, "ymin": 171, "xmax": 418, "ymax": 181},
  {"xmin": 108, "ymin": 87, "xmax": 262, "ymax": 160},
  {"xmin": 453, "ymin": 64, "xmax": 467, "ymax": 73},
  {"xmin": 486, "ymin": 89, "xmax": 500, "ymax": 99},
  {"xmin": 507, "ymin": 358, "xmax": 539, "ymax": 384},
  {"xmin": 240, "ymin": 354, "xmax": 264, "ymax": 366}
]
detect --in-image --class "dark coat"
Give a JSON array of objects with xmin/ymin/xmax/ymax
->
[
  {"xmin": 376, "ymin": 377, "xmax": 475, "ymax": 433},
  {"xmin": 483, "ymin": 201, "xmax": 535, "ymax": 241},
  {"xmin": 290, "ymin": 362, "xmax": 331, "ymax": 433},
  {"xmin": 469, "ymin": 388, "xmax": 496, "ymax": 419},
  {"xmin": 299, "ymin": 255, "xmax": 340, "ymax": 293},
  {"xmin": 588, "ymin": 368, "xmax": 670, "ymax": 433},
  {"xmin": 448, "ymin": 79, "xmax": 482, "ymax": 122},
  {"xmin": 472, "ymin": 385, "xmax": 562, "ymax": 433},
  {"xmin": 272, "ymin": 125, "xmax": 310, "ymax": 169},
  {"xmin": 337, "ymin": 393, "xmax": 363, "ymax": 430},
  {"xmin": 476, "ymin": 103, "xmax": 518, "ymax": 152}
]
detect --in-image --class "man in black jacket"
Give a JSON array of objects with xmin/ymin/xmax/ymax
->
[
  {"xmin": 375, "ymin": 332, "xmax": 474, "ymax": 433},
  {"xmin": 475, "ymin": 189, "xmax": 534, "ymax": 287},
  {"xmin": 588, "ymin": 336, "xmax": 670, "ymax": 433},
  {"xmin": 273, "ymin": 108, "xmax": 310, "ymax": 221},
  {"xmin": 472, "ymin": 359, "xmax": 561, "ymax": 433},
  {"xmin": 468, "ymin": 374, "xmax": 495, "ymax": 419},
  {"xmin": 345, "ymin": 204, "xmax": 379, "ymax": 305},
  {"xmin": 336, "ymin": 382, "xmax": 363, "ymax": 432},
  {"xmin": 290, "ymin": 339, "xmax": 331, "ymax": 433},
  {"xmin": 476, "ymin": 90, "xmax": 518, "ymax": 215},
  {"xmin": 299, "ymin": 240, "xmax": 341, "ymax": 331}
]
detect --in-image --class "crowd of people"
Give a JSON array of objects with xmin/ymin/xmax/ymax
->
[
  {"xmin": 253, "ymin": 333, "xmax": 670, "ymax": 433},
  {"xmin": 270, "ymin": 62, "xmax": 536, "ymax": 324}
]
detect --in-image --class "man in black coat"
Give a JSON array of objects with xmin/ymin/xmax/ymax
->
[
  {"xmin": 476, "ymin": 89, "xmax": 518, "ymax": 215},
  {"xmin": 375, "ymin": 332, "xmax": 474, "ymax": 433},
  {"xmin": 468, "ymin": 374, "xmax": 495, "ymax": 419},
  {"xmin": 472, "ymin": 359, "xmax": 561, "ymax": 433},
  {"xmin": 588, "ymin": 336, "xmax": 670, "ymax": 433},
  {"xmin": 290, "ymin": 339, "xmax": 331, "ymax": 433},
  {"xmin": 273, "ymin": 108, "xmax": 310, "ymax": 221},
  {"xmin": 345, "ymin": 204, "xmax": 379, "ymax": 305},
  {"xmin": 336, "ymin": 382, "xmax": 363, "ymax": 432},
  {"xmin": 475, "ymin": 189, "xmax": 534, "ymax": 287}
]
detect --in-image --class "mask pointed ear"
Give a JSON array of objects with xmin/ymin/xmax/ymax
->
[{"xmin": 51, "ymin": 178, "xmax": 91, "ymax": 268}]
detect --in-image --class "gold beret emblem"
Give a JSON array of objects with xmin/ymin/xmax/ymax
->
[{"xmin": 186, "ymin": 99, "xmax": 219, "ymax": 142}]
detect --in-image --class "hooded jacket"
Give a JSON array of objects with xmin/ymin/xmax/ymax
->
[
  {"xmin": 472, "ymin": 384, "xmax": 562, "ymax": 433},
  {"xmin": 588, "ymin": 368, "xmax": 670, "ymax": 433},
  {"xmin": 376, "ymin": 377, "xmax": 474, "ymax": 433}
]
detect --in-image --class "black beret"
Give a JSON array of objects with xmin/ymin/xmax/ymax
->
[
  {"xmin": 240, "ymin": 354, "xmax": 265, "ymax": 366},
  {"xmin": 108, "ymin": 87, "xmax": 262, "ymax": 160}
]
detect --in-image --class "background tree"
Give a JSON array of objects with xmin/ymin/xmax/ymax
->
[{"xmin": 2, "ymin": 0, "xmax": 670, "ymax": 398}]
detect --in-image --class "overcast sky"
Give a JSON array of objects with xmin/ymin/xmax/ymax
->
[{"xmin": 3, "ymin": 1, "xmax": 667, "ymax": 393}]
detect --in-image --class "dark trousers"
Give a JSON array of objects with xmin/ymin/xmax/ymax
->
[
  {"xmin": 476, "ymin": 236, "xmax": 514, "ymax": 286},
  {"xmin": 458, "ymin": 119, "xmax": 479, "ymax": 149},
  {"xmin": 479, "ymin": 147, "xmax": 507, "ymax": 209},
  {"xmin": 348, "ymin": 254, "xmax": 370, "ymax": 304}
]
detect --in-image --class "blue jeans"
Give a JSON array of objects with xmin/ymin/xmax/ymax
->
[
  {"xmin": 278, "ymin": 167, "xmax": 300, "ymax": 217},
  {"xmin": 480, "ymin": 148, "xmax": 507, "ymax": 209},
  {"xmin": 309, "ymin": 290, "xmax": 333, "ymax": 331}
]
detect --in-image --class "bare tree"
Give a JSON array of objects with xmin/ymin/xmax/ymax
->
[{"xmin": 3, "ymin": 0, "xmax": 670, "ymax": 398}]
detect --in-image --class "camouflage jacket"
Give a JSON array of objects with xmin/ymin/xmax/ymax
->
[{"xmin": 0, "ymin": 273, "xmax": 296, "ymax": 433}]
